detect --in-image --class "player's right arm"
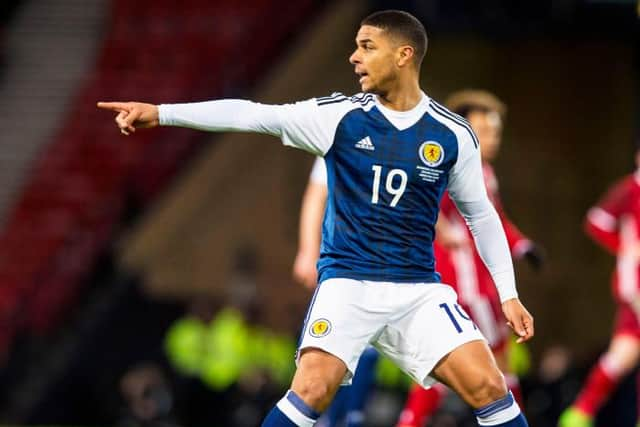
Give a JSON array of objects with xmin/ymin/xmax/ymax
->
[{"xmin": 97, "ymin": 94, "xmax": 358, "ymax": 157}]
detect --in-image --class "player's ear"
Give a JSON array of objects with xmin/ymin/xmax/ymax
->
[{"xmin": 397, "ymin": 45, "xmax": 414, "ymax": 67}]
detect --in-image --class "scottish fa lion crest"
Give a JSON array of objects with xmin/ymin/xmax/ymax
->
[
  {"xmin": 419, "ymin": 141, "xmax": 444, "ymax": 167},
  {"xmin": 309, "ymin": 318, "xmax": 332, "ymax": 337}
]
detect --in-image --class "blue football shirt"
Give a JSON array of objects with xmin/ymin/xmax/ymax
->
[{"xmin": 277, "ymin": 92, "xmax": 484, "ymax": 284}]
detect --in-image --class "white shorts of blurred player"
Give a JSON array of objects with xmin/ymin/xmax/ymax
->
[{"xmin": 297, "ymin": 278, "xmax": 486, "ymax": 388}]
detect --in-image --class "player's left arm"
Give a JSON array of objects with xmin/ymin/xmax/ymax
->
[{"xmin": 448, "ymin": 135, "xmax": 533, "ymax": 343}]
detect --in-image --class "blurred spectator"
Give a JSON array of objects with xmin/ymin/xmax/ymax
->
[
  {"xmin": 164, "ymin": 246, "xmax": 296, "ymax": 426},
  {"xmin": 118, "ymin": 362, "xmax": 178, "ymax": 427},
  {"xmin": 523, "ymin": 345, "xmax": 581, "ymax": 426}
]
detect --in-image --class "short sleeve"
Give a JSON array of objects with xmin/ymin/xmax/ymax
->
[
  {"xmin": 309, "ymin": 157, "xmax": 327, "ymax": 185},
  {"xmin": 276, "ymin": 93, "xmax": 358, "ymax": 156}
]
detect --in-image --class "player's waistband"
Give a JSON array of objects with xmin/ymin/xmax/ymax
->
[{"xmin": 318, "ymin": 268, "xmax": 441, "ymax": 285}]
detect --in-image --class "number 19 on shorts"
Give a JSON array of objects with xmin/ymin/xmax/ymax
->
[
  {"xmin": 439, "ymin": 303, "xmax": 477, "ymax": 333},
  {"xmin": 371, "ymin": 165, "xmax": 407, "ymax": 207}
]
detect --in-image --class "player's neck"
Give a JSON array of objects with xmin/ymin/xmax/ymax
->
[{"xmin": 376, "ymin": 80, "xmax": 423, "ymax": 112}]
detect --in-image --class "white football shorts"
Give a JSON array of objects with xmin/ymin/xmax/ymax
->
[{"xmin": 297, "ymin": 278, "xmax": 486, "ymax": 387}]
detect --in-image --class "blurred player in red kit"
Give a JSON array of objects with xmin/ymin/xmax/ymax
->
[
  {"xmin": 559, "ymin": 147, "xmax": 640, "ymax": 427},
  {"xmin": 397, "ymin": 90, "xmax": 544, "ymax": 427}
]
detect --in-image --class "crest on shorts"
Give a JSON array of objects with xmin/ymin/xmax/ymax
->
[
  {"xmin": 419, "ymin": 141, "xmax": 444, "ymax": 167},
  {"xmin": 309, "ymin": 318, "xmax": 332, "ymax": 338}
]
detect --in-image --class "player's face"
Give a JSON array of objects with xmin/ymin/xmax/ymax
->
[
  {"xmin": 349, "ymin": 25, "xmax": 399, "ymax": 94},
  {"xmin": 468, "ymin": 110, "xmax": 503, "ymax": 162}
]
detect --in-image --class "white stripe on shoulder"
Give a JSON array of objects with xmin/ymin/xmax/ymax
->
[
  {"xmin": 317, "ymin": 92, "xmax": 346, "ymax": 101},
  {"xmin": 316, "ymin": 92, "xmax": 372, "ymax": 109},
  {"xmin": 429, "ymin": 100, "xmax": 479, "ymax": 148},
  {"xmin": 427, "ymin": 101, "xmax": 478, "ymax": 151},
  {"xmin": 347, "ymin": 92, "xmax": 376, "ymax": 110},
  {"xmin": 316, "ymin": 93, "xmax": 349, "ymax": 106}
]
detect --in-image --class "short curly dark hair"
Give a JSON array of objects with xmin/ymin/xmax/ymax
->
[{"xmin": 361, "ymin": 10, "xmax": 428, "ymax": 68}]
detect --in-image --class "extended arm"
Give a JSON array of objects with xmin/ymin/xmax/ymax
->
[
  {"xmin": 98, "ymin": 94, "xmax": 357, "ymax": 156},
  {"xmin": 97, "ymin": 100, "xmax": 283, "ymax": 136}
]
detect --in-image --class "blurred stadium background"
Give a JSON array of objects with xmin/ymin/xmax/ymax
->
[{"xmin": 0, "ymin": 0, "xmax": 637, "ymax": 426}]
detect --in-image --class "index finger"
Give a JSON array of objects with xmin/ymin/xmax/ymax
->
[{"xmin": 97, "ymin": 101, "xmax": 130, "ymax": 112}]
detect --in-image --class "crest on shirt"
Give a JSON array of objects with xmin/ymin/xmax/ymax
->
[
  {"xmin": 419, "ymin": 141, "xmax": 444, "ymax": 167},
  {"xmin": 309, "ymin": 318, "xmax": 332, "ymax": 338}
]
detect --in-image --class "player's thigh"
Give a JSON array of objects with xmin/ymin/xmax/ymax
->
[
  {"xmin": 298, "ymin": 278, "xmax": 386, "ymax": 383},
  {"xmin": 462, "ymin": 296, "xmax": 512, "ymax": 373},
  {"xmin": 374, "ymin": 284, "xmax": 485, "ymax": 388},
  {"xmin": 291, "ymin": 347, "xmax": 348, "ymax": 411},
  {"xmin": 431, "ymin": 339, "xmax": 508, "ymax": 408}
]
